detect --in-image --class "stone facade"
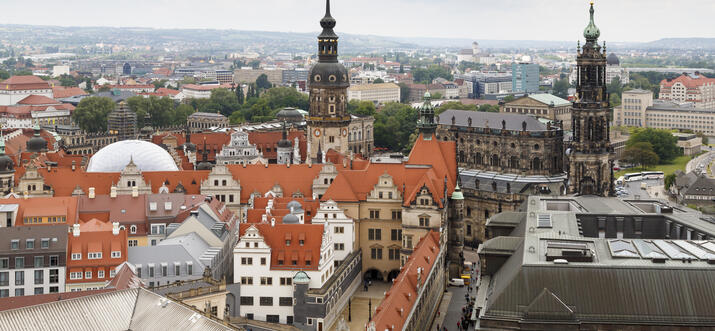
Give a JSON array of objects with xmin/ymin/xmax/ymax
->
[
  {"xmin": 568, "ymin": 3, "xmax": 615, "ymax": 196},
  {"xmin": 347, "ymin": 115, "xmax": 374, "ymax": 157},
  {"xmin": 216, "ymin": 131, "xmax": 266, "ymax": 165}
]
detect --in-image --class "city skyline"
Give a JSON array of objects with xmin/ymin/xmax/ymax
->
[{"xmin": 0, "ymin": 0, "xmax": 713, "ymax": 43}]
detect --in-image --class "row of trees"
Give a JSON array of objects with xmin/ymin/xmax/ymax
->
[{"xmin": 622, "ymin": 128, "xmax": 681, "ymax": 169}]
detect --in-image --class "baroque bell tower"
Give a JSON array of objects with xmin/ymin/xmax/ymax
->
[
  {"xmin": 307, "ymin": 0, "xmax": 351, "ymax": 161},
  {"xmin": 568, "ymin": 2, "xmax": 614, "ymax": 196}
]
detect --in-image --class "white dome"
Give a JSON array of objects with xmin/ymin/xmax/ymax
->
[{"xmin": 87, "ymin": 140, "xmax": 179, "ymax": 172}]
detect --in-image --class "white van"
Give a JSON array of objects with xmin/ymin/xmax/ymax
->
[{"xmin": 449, "ymin": 278, "xmax": 465, "ymax": 287}]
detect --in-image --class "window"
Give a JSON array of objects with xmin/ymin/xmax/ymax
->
[
  {"xmin": 389, "ymin": 247, "xmax": 401, "ymax": 260},
  {"xmin": 0, "ymin": 258, "xmax": 8, "ymax": 269},
  {"xmin": 161, "ymin": 265, "xmax": 168, "ymax": 277},
  {"xmin": 10, "ymin": 240, "xmax": 18, "ymax": 250},
  {"xmin": 98, "ymin": 270, "xmax": 105, "ymax": 278},
  {"xmin": 334, "ymin": 243, "xmax": 345, "ymax": 250},
  {"xmin": 25, "ymin": 239, "xmax": 35, "ymax": 249},
  {"xmin": 241, "ymin": 277, "xmax": 253, "ymax": 285},
  {"xmin": 240, "ymin": 296, "xmax": 254, "ymax": 305},
  {"xmin": 111, "ymin": 251, "xmax": 121, "ymax": 258},
  {"xmin": 71, "ymin": 253, "xmax": 81, "ymax": 260},
  {"xmin": 149, "ymin": 266, "xmax": 155, "ymax": 277},
  {"xmin": 279, "ymin": 297, "xmax": 293, "ymax": 306},
  {"xmin": 130, "ymin": 225, "xmax": 137, "ymax": 234},
  {"xmin": 391, "ymin": 210, "xmax": 402, "ymax": 220},
  {"xmin": 368, "ymin": 228, "xmax": 381, "ymax": 241},
  {"xmin": 419, "ymin": 217, "xmax": 430, "ymax": 227},
  {"xmin": 391, "ymin": 229, "xmax": 402, "ymax": 241},
  {"xmin": 34, "ymin": 256, "xmax": 43, "ymax": 268},
  {"xmin": 369, "ymin": 210, "xmax": 380, "ymax": 219},
  {"xmin": 187, "ymin": 263, "xmax": 193, "ymax": 275},
  {"xmin": 175, "ymin": 264, "xmax": 180, "ymax": 276},
  {"xmin": 34, "ymin": 288, "xmax": 43, "ymax": 295},
  {"xmin": 49, "ymin": 255, "xmax": 58, "ymax": 267},
  {"xmin": 69, "ymin": 272, "xmax": 82, "ymax": 280},
  {"xmin": 110, "ymin": 269, "xmax": 116, "ymax": 277},
  {"xmin": 15, "ymin": 271, "xmax": 24, "ymax": 285},
  {"xmin": 404, "ymin": 235, "xmax": 413, "ymax": 249},
  {"xmin": 128, "ymin": 240, "xmax": 138, "ymax": 247},
  {"xmin": 15, "ymin": 257, "xmax": 24, "ymax": 269},
  {"xmin": 84, "ymin": 271, "xmax": 92, "ymax": 279},
  {"xmin": 329, "ymin": 135, "xmax": 335, "ymax": 143},
  {"xmin": 241, "ymin": 257, "xmax": 253, "ymax": 265},
  {"xmin": 260, "ymin": 257, "xmax": 266, "ymax": 265},
  {"xmin": 370, "ymin": 247, "xmax": 383, "ymax": 260},
  {"xmin": 14, "ymin": 288, "xmax": 24, "ymax": 297},
  {"xmin": 49, "ymin": 286, "xmax": 58, "ymax": 293},
  {"xmin": 334, "ymin": 226, "xmax": 344, "ymax": 234},
  {"xmin": 88, "ymin": 252, "xmax": 102, "ymax": 259},
  {"xmin": 280, "ymin": 277, "xmax": 292, "ymax": 286},
  {"xmin": 49, "ymin": 269, "xmax": 58, "ymax": 283},
  {"xmin": 150, "ymin": 224, "xmax": 166, "ymax": 235},
  {"xmin": 259, "ymin": 297, "xmax": 273, "ymax": 306}
]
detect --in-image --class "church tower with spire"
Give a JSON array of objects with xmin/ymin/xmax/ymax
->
[
  {"xmin": 417, "ymin": 91, "xmax": 437, "ymax": 138},
  {"xmin": 568, "ymin": 2, "xmax": 614, "ymax": 196},
  {"xmin": 307, "ymin": 0, "xmax": 350, "ymax": 161}
]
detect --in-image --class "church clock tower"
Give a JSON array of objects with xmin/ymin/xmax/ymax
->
[
  {"xmin": 568, "ymin": 2, "xmax": 614, "ymax": 196},
  {"xmin": 307, "ymin": 0, "xmax": 350, "ymax": 161}
]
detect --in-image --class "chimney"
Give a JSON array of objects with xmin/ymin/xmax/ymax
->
[
  {"xmin": 88, "ymin": 187, "xmax": 95, "ymax": 199},
  {"xmin": 262, "ymin": 214, "xmax": 267, "ymax": 223},
  {"xmin": 112, "ymin": 222, "xmax": 119, "ymax": 235},
  {"xmin": 71, "ymin": 160, "xmax": 76, "ymax": 171},
  {"xmin": 110, "ymin": 186, "xmax": 117, "ymax": 198},
  {"xmin": 132, "ymin": 186, "xmax": 138, "ymax": 198},
  {"xmin": 271, "ymin": 218, "xmax": 275, "ymax": 227},
  {"xmin": 72, "ymin": 223, "xmax": 80, "ymax": 237}
]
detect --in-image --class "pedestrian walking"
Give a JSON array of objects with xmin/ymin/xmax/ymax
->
[{"xmin": 457, "ymin": 321, "xmax": 461, "ymax": 330}]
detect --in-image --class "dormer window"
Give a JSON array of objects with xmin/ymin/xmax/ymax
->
[
  {"xmin": 286, "ymin": 240, "xmax": 291, "ymax": 246},
  {"xmin": 299, "ymin": 240, "xmax": 305, "ymax": 246}
]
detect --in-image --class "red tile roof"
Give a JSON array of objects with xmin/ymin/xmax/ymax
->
[
  {"xmin": 370, "ymin": 231, "xmax": 441, "ymax": 331},
  {"xmin": 0, "ymin": 196, "xmax": 79, "ymax": 226},
  {"xmin": 248, "ymin": 130, "xmax": 307, "ymax": 162},
  {"xmin": 0, "ymin": 76, "xmax": 51, "ymax": 91},
  {"xmin": 52, "ymin": 86, "xmax": 88, "ymax": 99},
  {"xmin": 155, "ymin": 88, "xmax": 180, "ymax": 96},
  {"xmin": 660, "ymin": 74, "xmax": 715, "ymax": 89},
  {"xmin": 239, "ymin": 223, "xmax": 325, "ymax": 271},
  {"xmin": 322, "ymin": 134, "xmax": 456, "ymax": 207},
  {"xmin": 226, "ymin": 164, "xmax": 323, "ymax": 202},
  {"xmin": 248, "ymin": 197, "xmax": 320, "ymax": 224},
  {"xmin": 153, "ymin": 132, "xmax": 230, "ymax": 162},
  {"xmin": 66, "ymin": 218, "xmax": 128, "ymax": 284},
  {"xmin": 17, "ymin": 95, "xmax": 62, "ymax": 105}
]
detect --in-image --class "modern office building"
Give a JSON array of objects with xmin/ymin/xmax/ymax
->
[
  {"xmin": 512, "ymin": 61, "xmax": 539, "ymax": 93},
  {"xmin": 347, "ymin": 83, "xmax": 400, "ymax": 104}
]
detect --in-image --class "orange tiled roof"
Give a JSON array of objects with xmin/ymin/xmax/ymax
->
[
  {"xmin": 52, "ymin": 86, "xmax": 88, "ymax": 99},
  {"xmin": 16, "ymin": 95, "xmax": 62, "ymax": 105},
  {"xmin": 248, "ymin": 130, "xmax": 307, "ymax": 162},
  {"xmin": 0, "ymin": 76, "xmax": 51, "ymax": 91},
  {"xmin": 227, "ymin": 164, "xmax": 323, "ymax": 202},
  {"xmin": 248, "ymin": 197, "xmax": 320, "ymax": 224},
  {"xmin": 370, "ymin": 231, "xmax": 441, "ymax": 330},
  {"xmin": 66, "ymin": 218, "xmax": 128, "ymax": 284},
  {"xmin": 660, "ymin": 74, "xmax": 715, "ymax": 89},
  {"xmin": 155, "ymin": 88, "xmax": 180, "ymax": 96},
  {"xmin": 0, "ymin": 196, "xmax": 79, "ymax": 226},
  {"xmin": 153, "ymin": 132, "xmax": 230, "ymax": 162},
  {"xmin": 239, "ymin": 223, "xmax": 325, "ymax": 271}
]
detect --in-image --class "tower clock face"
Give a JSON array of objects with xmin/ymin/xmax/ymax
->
[
  {"xmin": 314, "ymin": 129, "xmax": 321, "ymax": 137},
  {"xmin": 341, "ymin": 128, "xmax": 348, "ymax": 137}
]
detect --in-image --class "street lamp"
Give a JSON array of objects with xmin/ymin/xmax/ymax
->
[{"xmin": 348, "ymin": 298, "xmax": 351, "ymax": 322}]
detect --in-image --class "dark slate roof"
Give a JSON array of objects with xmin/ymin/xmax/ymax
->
[
  {"xmin": 684, "ymin": 175, "xmax": 715, "ymax": 195},
  {"xmin": 459, "ymin": 169, "xmax": 566, "ymax": 195},
  {"xmin": 437, "ymin": 109, "xmax": 547, "ymax": 131}
]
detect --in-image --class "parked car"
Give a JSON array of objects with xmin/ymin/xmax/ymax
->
[{"xmin": 449, "ymin": 278, "xmax": 465, "ymax": 287}]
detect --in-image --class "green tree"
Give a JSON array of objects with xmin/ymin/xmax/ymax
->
[
  {"xmin": 236, "ymin": 84, "xmax": 245, "ymax": 105},
  {"xmin": 412, "ymin": 65, "xmax": 453, "ymax": 84},
  {"xmin": 664, "ymin": 173, "xmax": 676, "ymax": 190},
  {"xmin": 398, "ymin": 83, "xmax": 410, "ymax": 103},
  {"xmin": 503, "ymin": 95, "xmax": 515, "ymax": 103},
  {"xmin": 553, "ymin": 78, "xmax": 570, "ymax": 99},
  {"xmin": 373, "ymin": 78, "xmax": 384, "ymax": 84},
  {"xmin": 609, "ymin": 93, "xmax": 621, "ymax": 107},
  {"xmin": 431, "ymin": 92, "xmax": 443, "ymax": 100},
  {"xmin": 347, "ymin": 100, "xmax": 376, "ymax": 116},
  {"xmin": 172, "ymin": 104, "xmax": 195, "ymax": 125},
  {"xmin": 71, "ymin": 97, "xmax": 115, "ymax": 133},
  {"xmin": 153, "ymin": 79, "xmax": 168, "ymax": 89},
  {"xmin": 373, "ymin": 102, "xmax": 419, "ymax": 153},
  {"xmin": 206, "ymin": 88, "xmax": 240, "ymax": 117},
  {"xmin": 623, "ymin": 142, "xmax": 660, "ymax": 169},
  {"xmin": 58, "ymin": 74, "xmax": 76, "ymax": 87},
  {"xmin": 0, "ymin": 69, "xmax": 10, "ymax": 80},
  {"xmin": 255, "ymin": 74, "xmax": 272, "ymax": 90},
  {"xmin": 627, "ymin": 128, "xmax": 681, "ymax": 162}
]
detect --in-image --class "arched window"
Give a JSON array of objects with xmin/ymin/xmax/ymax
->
[
  {"xmin": 466, "ymin": 207, "xmax": 472, "ymax": 217},
  {"xmin": 532, "ymin": 157, "xmax": 542, "ymax": 171},
  {"xmin": 491, "ymin": 154, "xmax": 499, "ymax": 167},
  {"xmin": 130, "ymin": 225, "xmax": 137, "ymax": 234},
  {"xmin": 475, "ymin": 153, "xmax": 482, "ymax": 165},
  {"xmin": 491, "ymin": 181, "xmax": 497, "ymax": 191},
  {"xmin": 459, "ymin": 151, "xmax": 465, "ymax": 163},
  {"xmin": 509, "ymin": 156, "xmax": 519, "ymax": 169}
]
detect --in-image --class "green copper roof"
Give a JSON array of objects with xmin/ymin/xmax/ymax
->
[
  {"xmin": 451, "ymin": 184, "xmax": 464, "ymax": 200},
  {"xmin": 293, "ymin": 271, "xmax": 311, "ymax": 284},
  {"xmin": 583, "ymin": 2, "xmax": 600, "ymax": 41}
]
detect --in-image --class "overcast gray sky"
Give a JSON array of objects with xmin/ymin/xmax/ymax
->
[{"xmin": 1, "ymin": 0, "xmax": 712, "ymax": 42}]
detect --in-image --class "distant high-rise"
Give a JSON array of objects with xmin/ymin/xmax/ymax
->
[
  {"xmin": 568, "ymin": 2, "xmax": 614, "ymax": 196},
  {"xmin": 306, "ymin": 0, "xmax": 351, "ymax": 161},
  {"xmin": 512, "ymin": 59, "xmax": 539, "ymax": 93}
]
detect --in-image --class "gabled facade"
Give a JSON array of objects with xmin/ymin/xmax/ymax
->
[{"xmin": 66, "ymin": 219, "xmax": 128, "ymax": 292}]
